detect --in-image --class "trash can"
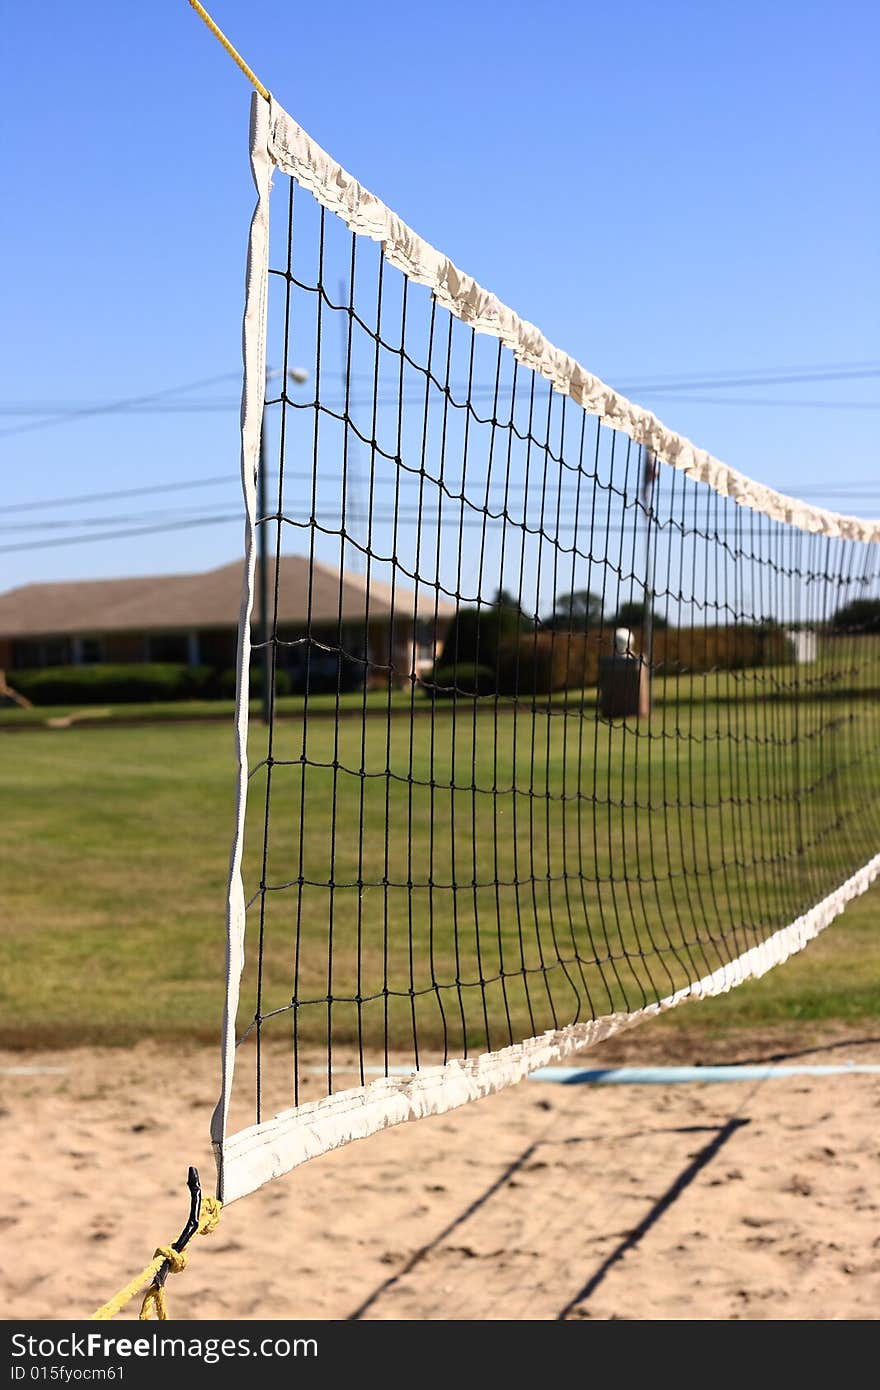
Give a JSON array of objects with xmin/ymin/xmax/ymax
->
[{"xmin": 597, "ymin": 628, "xmax": 650, "ymax": 719}]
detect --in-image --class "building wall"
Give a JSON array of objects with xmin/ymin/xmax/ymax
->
[
  {"xmin": 367, "ymin": 619, "xmax": 392, "ymax": 688},
  {"xmin": 199, "ymin": 629, "xmax": 238, "ymax": 670},
  {"xmin": 145, "ymin": 633, "xmax": 190, "ymax": 664},
  {"xmin": 103, "ymin": 633, "xmax": 148, "ymax": 663},
  {"xmin": 1, "ymin": 615, "xmax": 449, "ymax": 679}
]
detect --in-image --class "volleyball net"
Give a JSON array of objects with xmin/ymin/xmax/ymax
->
[{"xmin": 211, "ymin": 92, "xmax": 880, "ymax": 1204}]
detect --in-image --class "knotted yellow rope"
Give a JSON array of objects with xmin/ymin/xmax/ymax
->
[{"xmin": 91, "ymin": 1196, "xmax": 222, "ymax": 1321}]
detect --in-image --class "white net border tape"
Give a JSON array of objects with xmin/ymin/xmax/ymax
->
[
  {"xmin": 265, "ymin": 94, "xmax": 878, "ymax": 545},
  {"xmin": 218, "ymin": 846, "xmax": 880, "ymax": 1204},
  {"xmin": 211, "ymin": 94, "xmax": 271, "ymax": 1171}
]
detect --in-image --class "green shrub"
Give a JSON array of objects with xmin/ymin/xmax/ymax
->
[
  {"xmin": 651, "ymin": 626, "xmax": 792, "ymax": 673},
  {"xmin": 218, "ymin": 666, "xmax": 293, "ymax": 697},
  {"xmin": 831, "ymin": 599, "xmax": 880, "ymax": 634},
  {"xmin": 438, "ymin": 604, "xmax": 532, "ymax": 672},
  {"xmin": 427, "ymin": 663, "xmax": 496, "ymax": 697},
  {"xmin": 497, "ymin": 631, "xmax": 610, "ymax": 695},
  {"xmin": 12, "ymin": 664, "xmax": 214, "ymax": 706}
]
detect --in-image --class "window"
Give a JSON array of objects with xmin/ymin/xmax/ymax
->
[
  {"xmin": 11, "ymin": 638, "xmax": 71, "ymax": 669},
  {"xmin": 80, "ymin": 638, "xmax": 102, "ymax": 664}
]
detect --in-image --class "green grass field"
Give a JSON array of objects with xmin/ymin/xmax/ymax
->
[{"xmin": 2, "ymin": 680, "xmax": 878, "ymax": 1053}]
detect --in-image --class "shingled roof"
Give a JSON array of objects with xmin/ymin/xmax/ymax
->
[{"xmin": 0, "ymin": 557, "xmax": 453, "ymax": 639}]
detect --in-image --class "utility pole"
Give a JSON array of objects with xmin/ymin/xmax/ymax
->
[
  {"xmin": 640, "ymin": 448, "xmax": 659, "ymax": 717},
  {"xmin": 338, "ymin": 275, "xmax": 364, "ymax": 577}
]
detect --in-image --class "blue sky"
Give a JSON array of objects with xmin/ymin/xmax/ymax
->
[{"xmin": 1, "ymin": 0, "xmax": 878, "ymax": 590}]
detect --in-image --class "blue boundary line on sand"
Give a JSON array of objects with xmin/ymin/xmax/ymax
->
[
  {"xmin": 323, "ymin": 1062, "xmax": 880, "ymax": 1085},
  {"xmin": 528, "ymin": 1064, "xmax": 880, "ymax": 1085}
]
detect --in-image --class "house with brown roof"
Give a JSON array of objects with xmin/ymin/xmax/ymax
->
[{"xmin": 0, "ymin": 556, "xmax": 454, "ymax": 692}]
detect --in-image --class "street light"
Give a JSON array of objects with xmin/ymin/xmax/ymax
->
[{"xmin": 258, "ymin": 366, "xmax": 310, "ymax": 726}]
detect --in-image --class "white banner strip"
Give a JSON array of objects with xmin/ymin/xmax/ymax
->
[
  {"xmin": 217, "ymin": 848, "xmax": 880, "ymax": 1204},
  {"xmin": 262, "ymin": 95, "xmax": 878, "ymax": 546}
]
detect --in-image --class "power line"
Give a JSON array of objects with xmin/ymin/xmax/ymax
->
[
  {"xmin": 3, "ymin": 386, "xmax": 879, "ymax": 416},
  {"xmin": 5, "ymin": 496, "xmax": 880, "ymax": 557},
  {"xmin": 617, "ymin": 357, "xmax": 880, "ymax": 384},
  {"xmin": 1, "ymin": 362, "xmax": 878, "ymax": 427},
  {"xmin": 0, "ymin": 474, "xmax": 235, "ymax": 515},
  {"xmin": 621, "ymin": 366, "xmax": 880, "ymax": 393},
  {"xmin": 0, "ymin": 370, "xmax": 241, "ymax": 440},
  {"xmin": 639, "ymin": 396, "xmax": 880, "ymax": 410},
  {"xmin": 0, "ymin": 513, "xmax": 242, "ymax": 555},
  {"xmin": 3, "ymin": 465, "xmax": 880, "ymax": 526},
  {"xmin": 0, "ymin": 401, "xmax": 243, "ymax": 416},
  {"xmin": 4, "ymin": 391, "xmax": 880, "ymax": 415},
  {"xmin": 0, "ymin": 504, "xmax": 242, "ymax": 533}
]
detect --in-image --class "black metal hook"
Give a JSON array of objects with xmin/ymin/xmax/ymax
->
[{"xmin": 152, "ymin": 1167, "xmax": 202, "ymax": 1290}]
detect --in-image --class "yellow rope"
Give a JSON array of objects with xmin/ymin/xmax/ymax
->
[
  {"xmin": 187, "ymin": 1, "xmax": 270, "ymax": 102},
  {"xmin": 90, "ymin": 1197, "xmax": 222, "ymax": 1321}
]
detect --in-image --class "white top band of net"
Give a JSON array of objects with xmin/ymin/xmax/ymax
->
[{"xmin": 264, "ymin": 95, "xmax": 878, "ymax": 546}]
